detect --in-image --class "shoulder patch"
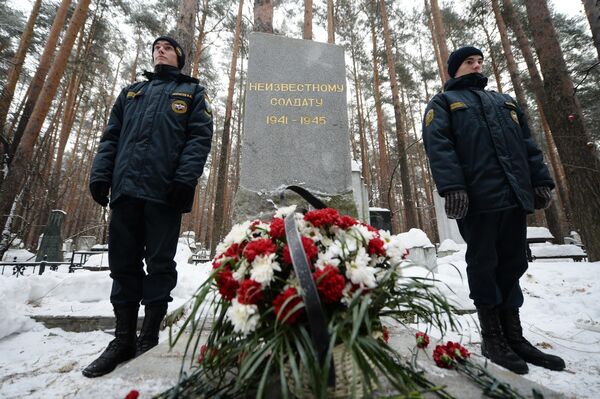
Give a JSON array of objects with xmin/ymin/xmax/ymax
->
[
  {"xmin": 127, "ymin": 91, "xmax": 142, "ymax": 98},
  {"xmin": 504, "ymin": 101, "xmax": 517, "ymax": 110},
  {"xmin": 425, "ymin": 109, "xmax": 435, "ymax": 127},
  {"xmin": 510, "ymin": 110, "xmax": 519, "ymax": 124},
  {"xmin": 171, "ymin": 99, "xmax": 188, "ymax": 114},
  {"xmin": 450, "ymin": 102, "xmax": 467, "ymax": 111},
  {"xmin": 204, "ymin": 94, "xmax": 212, "ymax": 116}
]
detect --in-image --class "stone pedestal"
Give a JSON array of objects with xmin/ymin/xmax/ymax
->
[{"xmin": 232, "ymin": 33, "xmax": 356, "ymax": 222}]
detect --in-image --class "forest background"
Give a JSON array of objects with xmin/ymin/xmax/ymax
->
[{"xmin": 0, "ymin": 0, "xmax": 599, "ymax": 261}]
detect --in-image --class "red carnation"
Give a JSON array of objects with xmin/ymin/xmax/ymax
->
[
  {"xmin": 270, "ymin": 217, "xmax": 285, "ymax": 240},
  {"xmin": 198, "ymin": 344, "xmax": 209, "ymax": 363},
  {"xmin": 313, "ymin": 265, "xmax": 345, "ymax": 304},
  {"xmin": 273, "ymin": 287, "xmax": 304, "ymax": 324},
  {"xmin": 445, "ymin": 341, "xmax": 470, "ymax": 361},
  {"xmin": 212, "ymin": 260, "xmax": 222, "ymax": 270},
  {"xmin": 433, "ymin": 345, "xmax": 455, "ymax": 369},
  {"xmin": 383, "ymin": 326, "xmax": 390, "ymax": 343},
  {"xmin": 361, "ymin": 222, "xmax": 379, "ymax": 232},
  {"xmin": 236, "ymin": 279, "xmax": 263, "ymax": 305},
  {"xmin": 243, "ymin": 238, "xmax": 277, "ymax": 263},
  {"xmin": 216, "ymin": 267, "xmax": 239, "ymax": 301},
  {"xmin": 415, "ymin": 332, "xmax": 430, "ymax": 348},
  {"xmin": 224, "ymin": 243, "xmax": 243, "ymax": 260},
  {"xmin": 282, "ymin": 237, "xmax": 318, "ymax": 266},
  {"xmin": 304, "ymin": 208, "xmax": 340, "ymax": 227},
  {"xmin": 367, "ymin": 237, "xmax": 386, "ymax": 256},
  {"xmin": 336, "ymin": 215, "xmax": 358, "ymax": 229},
  {"xmin": 124, "ymin": 390, "xmax": 139, "ymax": 399}
]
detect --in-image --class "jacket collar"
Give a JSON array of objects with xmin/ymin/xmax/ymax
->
[
  {"xmin": 142, "ymin": 64, "xmax": 199, "ymax": 84},
  {"xmin": 444, "ymin": 73, "xmax": 488, "ymax": 91}
]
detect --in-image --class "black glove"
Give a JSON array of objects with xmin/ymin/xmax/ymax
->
[
  {"xmin": 533, "ymin": 186, "xmax": 552, "ymax": 210},
  {"xmin": 444, "ymin": 190, "xmax": 469, "ymax": 219},
  {"xmin": 89, "ymin": 181, "xmax": 110, "ymax": 207},
  {"xmin": 166, "ymin": 181, "xmax": 195, "ymax": 211}
]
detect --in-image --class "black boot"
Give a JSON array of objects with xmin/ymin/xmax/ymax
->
[
  {"xmin": 499, "ymin": 308, "xmax": 565, "ymax": 371},
  {"xmin": 82, "ymin": 305, "xmax": 139, "ymax": 378},
  {"xmin": 477, "ymin": 306, "xmax": 529, "ymax": 374},
  {"xmin": 136, "ymin": 303, "xmax": 168, "ymax": 356}
]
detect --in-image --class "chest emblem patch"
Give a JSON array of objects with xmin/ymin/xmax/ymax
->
[
  {"xmin": 510, "ymin": 110, "xmax": 519, "ymax": 124},
  {"xmin": 171, "ymin": 99, "xmax": 188, "ymax": 114},
  {"xmin": 425, "ymin": 109, "xmax": 435, "ymax": 127}
]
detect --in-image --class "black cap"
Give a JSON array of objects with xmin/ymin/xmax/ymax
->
[
  {"xmin": 152, "ymin": 36, "xmax": 185, "ymax": 70},
  {"xmin": 447, "ymin": 46, "xmax": 484, "ymax": 78}
]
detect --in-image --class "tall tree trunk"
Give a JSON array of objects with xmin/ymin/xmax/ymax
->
[
  {"xmin": 480, "ymin": 16, "xmax": 504, "ymax": 93},
  {"xmin": 210, "ymin": 0, "xmax": 244, "ymax": 256},
  {"xmin": 350, "ymin": 43, "xmax": 371, "ymax": 193},
  {"xmin": 429, "ymin": 0, "xmax": 450, "ymax": 82},
  {"xmin": 524, "ymin": 0, "xmax": 600, "ymax": 261},
  {"xmin": 0, "ymin": 0, "xmax": 91, "ymax": 244},
  {"xmin": 582, "ymin": 0, "xmax": 600, "ymax": 61},
  {"xmin": 8, "ymin": 0, "xmax": 71, "ymax": 164},
  {"xmin": 175, "ymin": 0, "xmax": 197, "ymax": 76},
  {"xmin": 192, "ymin": 0, "xmax": 210, "ymax": 78},
  {"xmin": 303, "ymin": 0, "xmax": 313, "ymax": 40},
  {"xmin": 327, "ymin": 0, "xmax": 335, "ymax": 44},
  {"xmin": 491, "ymin": 0, "xmax": 529, "ymax": 117},
  {"xmin": 0, "ymin": 0, "xmax": 42, "ymax": 137},
  {"xmin": 369, "ymin": 9, "xmax": 390, "ymax": 210},
  {"xmin": 254, "ymin": 0, "xmax": 273, "ymax": 33},
  {"xmin": 424, "ymin": 0, "xmax": 445, "ymax": 87},
  {"xmin": 130, "ymin": 31, "xmax": 142, "ymax": 82},
  {"xmin": 378, "ymin": 0, "xmax": 417, "ymax": 229}
]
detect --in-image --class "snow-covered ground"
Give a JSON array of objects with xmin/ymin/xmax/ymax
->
[{"xmin": 0, "ymin": 240, "xmax": 599, "ymax": 398}]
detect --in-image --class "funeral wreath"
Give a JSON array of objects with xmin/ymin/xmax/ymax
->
[{"xmin": 159, "ymin": 206, "xmax": 459, "ymax": 398}]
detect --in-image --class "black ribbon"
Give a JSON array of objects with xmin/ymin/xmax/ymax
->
[
  {"xmin": 284, "ymin": 212, "xmax": 335, "ymax": 387},
  {"xmin": 285, "ymin": 185, "xmax": 327, "ymax": 210}
]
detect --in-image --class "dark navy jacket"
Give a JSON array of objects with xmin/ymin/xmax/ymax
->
[
  {"xmin": 422, "ymin": 73, "xmax": 554, "ymax": 214},
  {"xmin": 89, "ymin": 66, "xmax": 213, "ymax": 213}
]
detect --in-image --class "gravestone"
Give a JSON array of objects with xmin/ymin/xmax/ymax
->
[
  {"xmin": 36, "ymin": 210, "xmax": 66, "ymax": 262},
  {"xmin": 432, "ymin": 190, "xmax": 465, "ymax": 244},
  {"xmin": 369, "ymin": 208, "xmax": 392, "ymax": 233},
  {"xmin": 76, "ymin": 235, "xmax": 96, "ymax": 251},
  {"xmin": 233, "ymin": 32, "xmax": 356, "ymax": 222}
]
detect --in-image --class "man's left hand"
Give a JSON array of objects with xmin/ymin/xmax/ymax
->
[
  {"xmin": 166, "ymin": 181, "xmax": 195, "ymax": 211},
  {"xmin": 533, "ymin": 186, "xmax": 553, "ymax": 210}
]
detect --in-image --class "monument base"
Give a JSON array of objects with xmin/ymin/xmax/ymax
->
[{"xmin": 231, "ymin": 185, "xmax": 358, "ymax": 224}]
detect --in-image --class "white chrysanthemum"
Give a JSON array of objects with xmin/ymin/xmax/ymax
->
[
  {"xmin": 274, "ymin": 205, "xmax": 297, "ymax": 218},
  {"xmin": 300, "ymin": 223, "xmax": 324, "ymax": 242},
  {"xmin": 346, "ymin": 247, "xmax": 377, "ymax": 288},
  {"xmin": 215, "ymin": 220, "xmax": 252, "ymax": 256},
  {"xmin": 315, "ymin": 247, "xmax": 341, "ymax": 270},
  {"xmin": 350, "ymin": 224, "xmax": 375, "ymax": 242},
  {"xmin": 328, "ymin": 239, "xmax": 346, "ymax": 259},
  {"xmin": 250, "ymin": 253, "xmax": 281, "ymax": 286},
  {"xmin": 226, "ymin": 299, "xmax": 260, "ymax": 336},
  {"xmin": 232, "ymin": 259, "xmax": 249, "ymax": 281},
  {"xmin": 384, "ymin": 234, "xmax": 408, "ymax": 264}
]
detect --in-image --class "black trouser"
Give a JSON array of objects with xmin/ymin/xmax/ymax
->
[
  {"xmin": 108, "ymin": 196, "xmax": 182, "ymax": 306},
  {"xmin": 457, "ymin": 207, "xmax": 528, "ymax": 309}
]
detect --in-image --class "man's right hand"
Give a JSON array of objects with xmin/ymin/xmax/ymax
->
[
  {"xmin": 89, "ymin": 181, "xmax": 110, "ymax": 207},
  {"xmin": 444, "ymin": 190, "xmax": 469, "ymax": 219}
]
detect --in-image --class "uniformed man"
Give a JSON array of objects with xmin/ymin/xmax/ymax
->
[
  {"xmin": 422, "ymin": 46, "xmax": 565, "ymax": 374},
  {"xmin": 83, "ymin": 36, "xmax": 213, "ymax": 377}
]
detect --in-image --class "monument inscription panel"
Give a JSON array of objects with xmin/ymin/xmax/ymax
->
[{"xmin": 240, "ymin": 32, "xmax": 352, "ymax": 194}]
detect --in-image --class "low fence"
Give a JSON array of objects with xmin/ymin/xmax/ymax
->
[{"xmin": 0, "ymin": 250, "xmax": 108, "ymax": 277}]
